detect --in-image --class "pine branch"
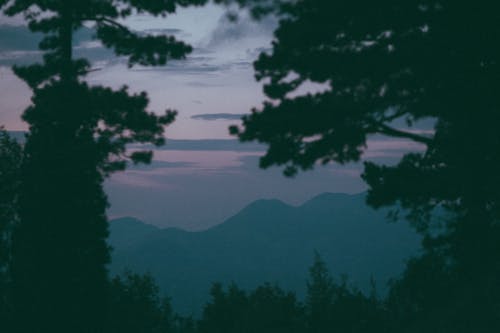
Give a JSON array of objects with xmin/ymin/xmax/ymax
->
[{"xmin": 376, "ymin": 123, "xmax": 433, "ymax": 145}]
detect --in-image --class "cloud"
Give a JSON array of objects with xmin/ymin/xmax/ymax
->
[
  {"xmin": 0, "ymin": 25, "xmax": 95, "ymax": 51},
  {"xmin": 0, "ymin": 25, "xmax": 187, "ymax": 67},
  {"xmin": 185, "ymin": 81, "xmax": 227, "ymax": 87},
  {"xmin": 0, "ymin": 25, "xmax": 117, "ymax": 66},
  {"xmin": 0, "ymin": 25, "xmax": 43, "ymax": 51},
  {"xmin": 204, "ymin": 11, "xmax": 277, "ymax": 48},
  {"xmin": 142, "ymin": 28, "xmax": 183, "ymax": 35},
  {"xmin": 0, "ymin": 13, "xmax": 25, "ymax": 26},
  {"xmin": 154, "ymin": 139, "xmax": 266, "ymax": 152},
  {"xmin": 105, "ymin": 148, "xmax": 367, "ymax": 230},
  {"xmin": 128, "ymin": 160, "xmax": 197, "ymax": 171},
  {"xmin": 133, "ymin": 62, "xmax": 227, "ymax": 74},
  {"xmin": 191, "ymin": 113, "xmax": 244, "ymax": 121},
  {"xmin": 361, "ymin": 132, "xmax": 429, "ymax": 163}
]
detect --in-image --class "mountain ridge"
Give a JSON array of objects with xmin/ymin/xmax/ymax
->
[{"xmin": 109, "ymin": 192, "xmax": 421, "ymax": 316}]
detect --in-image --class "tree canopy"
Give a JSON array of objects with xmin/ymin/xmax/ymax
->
[
  {"xmin": 2, "ymin": 0, "xmax": 499, "ymax": 331},
  {"xmin": 0, "ymin": 129, "xmax": 22, "ymax": 327},
  {"xmin": 0, "ymin": 0, "xmax": 205, "ymax": 163},
  {"xmin": 230, "ymin": 0, "xmax": 500, "ymax": 223},
  {"xmin": 228, "ymin": 1, "xmax": 500, "ymax": 330},
  {"xmin": 0, "ymin": 1, "xmax": 212, "ymax": 332}
]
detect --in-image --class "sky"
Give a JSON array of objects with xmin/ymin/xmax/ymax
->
[{"xmin": 0, "ymin": 4, "xmax": 427, "ymax": 230}]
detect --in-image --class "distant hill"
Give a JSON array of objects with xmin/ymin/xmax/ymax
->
[
  {"xmin": 109, "ymin": 193, "xmax": 421, "ymax": 316},
  {"xmin": 108, "ymin": 217, "xmax": 159, "ymax": 249}
]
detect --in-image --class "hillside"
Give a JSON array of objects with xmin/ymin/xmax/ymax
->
[{"xmin": 109, "ymin": 193, "xmax": 421, "ymax": 315}]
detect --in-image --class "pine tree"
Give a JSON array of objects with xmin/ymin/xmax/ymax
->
[
  {"xmin": 305, "ymin": 252, "xmax": 334, "ymax": 333},
  {"xmin": 0, "ymin": 1, "xmax": 209, "ymax": 332},
  {"xmin": 228, "ymin": 1, "xmax": 500, "ymax": 330},
  {"xmin": 229, "ymin": 0, "xmax": 500, "ymax": 229},
  {"xmin": 107, "ymin": 271, "xmax": 176, "ymax": 333},
  {"xmin": 0, "ymin": 129, "xmax": 22, "ymax": 328}
]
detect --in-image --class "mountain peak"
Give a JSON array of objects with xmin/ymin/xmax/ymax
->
[
  {"xmin": 109, "ymin": 217, "xmax": 159, "ymax": 248},
  {"xmin": 110, "ymin": 216, "xmax": 156, "ymax": 227},
  {"xmin": 208, "ymin": 198, "xmax": 293, "ymax": 233},
  {"xmin": 109, "ymin": 192, "xmax": 420, "ymax": 316},
  {"xmin": 245, "ymin": 198, "xmax": 291, "ymax": 210}
]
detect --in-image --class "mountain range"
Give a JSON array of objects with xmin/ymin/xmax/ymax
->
[{"xmin": 108, "ymin": 192, "xmax": 421, "ymax": 316}]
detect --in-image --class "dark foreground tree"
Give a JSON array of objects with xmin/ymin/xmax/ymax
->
[
  {"xmin": 306, "ymin": 252, "xmax": 335, "ymax": 333},
  {"xmin": 0, "ymin": 129, "xmax": 22, "ymax": 327},
  {"xmin": 0, "ymin": 1, "xmax": 209, "ymax": 332},
  {"xmin": 107, "ymin": 271, "xmax": 176, "ymax": 333},
  {"xmin": 230, "ymin": 0, "xmax": 500, "ymax": 215},
  {"xmin": 199, "ymin": 282, "xmax": 305, "ymax": 333},
  {"xmin": 196, "ymin": 254, "xmax": 385, "ymax": 333},
  {"xmin": 306, "ymin": 253, "xmax": 386, "ymax": 333},
  {"xmin": 228, "ymin": 0, "xmax": 500, "ymax": 330}
]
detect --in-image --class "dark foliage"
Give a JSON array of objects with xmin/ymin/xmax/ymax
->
[
  {"xmin": 197, "ymin": 253, "xmax": 385, "ymax": 333},
  {"xmin": 0, "ymin": 129, "xmax": 22, "ymax": 327},
  {"xmin": 107, "ymin": 271, "xmax": 176, "ymax": 333},
  {"xmin": 199, "ymin": 283, "xmax": 305, "ymax": 333},
  {"xmin": 306, "ymin": 253, "xmax": 387, "ymax": 333},
  {"xmin": 226, "ymin": 0, "xmax": 500, "ymax": 331},
  {"xmin": 230, "ymin": 0, "xmax": 500, "ymax": 226},
  {"xmin": 0, "ymin": 129, "xmax": 22, "ymax": 271},
  {"xmin": 1, "ymin": 0, "xmax": 499, "ymax": 331},
  {"xmin": 0, "ymin": 0, "xmax": 209, "ymax": 332}
]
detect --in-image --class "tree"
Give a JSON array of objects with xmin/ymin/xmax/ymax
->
[
  {"xmin": 247, "ymin": 284, "xmax": 305, "ymax": 333},
  {"xmin": 228, "ymin": 1, "xmax": 500, "ymax": 330},
  {"xmin": 107, "ymin": 271, "xmax": 176, "ymax": 333},
  {"xmin": 199, "ymin": 282, "xmax": 304, "ymax": 333},
  {"xmin": 305, "ymin": 252, "xmax": 334, "ymax": 333},
  {"xmin": 0, "ymin": 129, "xmax": 22, "ymax": 327},
  {"xmin": 305, "ymin": 253, "xmax": 386, "ymax": 333},
  {"xmin": 199, "ymin": 283, "xmax": 250, "ymax": 333},
  {"xmin": 0, "ymin": 1, "xmax": 209, "ymax": 332},
  {"xmin": 230, "ymin": 0, "xmax": 500, "ymax": 228},
  {"xmin": 229, "ymin": 0, "xmax": 500, "ymax": 278}
]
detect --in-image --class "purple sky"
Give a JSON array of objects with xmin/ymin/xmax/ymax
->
[{"xmin": 0, "ymin": 5, "xmax": 427, "ymax": 230}]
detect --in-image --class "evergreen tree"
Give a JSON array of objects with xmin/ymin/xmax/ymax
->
[
  {"xmin": 107, "ymin": 271, "xmax": 176, "ymax": 333},
  {"xmin": 226, "ymin": 1, "xmax": 500, "ymax": 330},
  {"xmin": 0, "ymin": 129, "xmax": 22, "ymax": 328},
  {"xmin": 229, "ymin": 0, "xmax": 500, "ymax": 230},
  {"xmin": 305, "ymin": 253, "xmax": 386, "ymax": 333},
  {"xmin": 305, "ymin": 252, "xmax": 334, "ymax": 333},
  {"xmin": 0, "ymin": 1, "xmax": 209, "ymax": 332},
  {"xmin": 248, "ymin": 284, "xmax": 305, "ymax": 333},
  {"xmin": 199, "ymin": 282, "xmax": 304, "ymax": 333},
  {"xmin": 199, "ymin": 283, "xmax": 249, "ymax": 333}
]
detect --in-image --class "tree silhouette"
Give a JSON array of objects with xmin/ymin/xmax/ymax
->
[
  {"xmin": 107, "ymin": 271, "xmax": 176, "ymax": 333},
  {"xmin": 0, "ymin": 129, "xmax": 22, "ymax": 273},
  {"xmin": 0, "ymin": 1, "xmax": 209, "ymax": 331},
  {"xmin": 305, "ymin": 253, "xmax": 386, "ymax": 333},
  {"xmin": 199, "ymin": 283, "xmax": 249, "ymax": 333},
  {"xmin": 199, "ymin": 282, "xmax": 305, "ymax": 333},
  {"xmin": 305, "ymin": 252, "xmax": 334, "ymax": 333},
  {"xmin": 229, "ymin": 0, "xmax": 500, "ymax": 223},
  {"xmin": 0, "ymin": 129, "xmax": 22, "ymax": 328},
  {"xmin": 227, "ymin": 1, "xmax": 500, "ymax": 330}
]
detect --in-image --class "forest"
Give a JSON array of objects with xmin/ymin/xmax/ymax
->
[{"xmin": 1, "ymin": 0, "xmax": 500, "ymax": 332}]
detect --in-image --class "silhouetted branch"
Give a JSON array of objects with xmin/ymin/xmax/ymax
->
[
  {"xmin": 377, "ymin": 123, "xmax": 433, "ymax": 145},
  {"xmin": 82, "ymin": 16, "xmax": 130, "ymax": 33}
]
